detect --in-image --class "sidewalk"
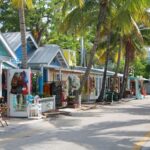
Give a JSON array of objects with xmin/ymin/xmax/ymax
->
[
  {"xmin": 142, "ymin": 141, "xmax": 150, "ymax": 150},
  {"xmin": 0, "ymin": 117, "xmax": 44, "ymax": 133},
  {"xmin": 1, "ymin": 95, "xmax": 150, "ymax": 150}
]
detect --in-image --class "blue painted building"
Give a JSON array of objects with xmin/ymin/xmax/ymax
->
[
  {"xmin": 2, "ymin": 32, "xmax": 38, "ymax": 63},
  {"xmin": 28, "ymin": 44, "xmax": 69, "ymax": 94},
  {"xmin": 0, "ymin": 33, "xmax": 17, "ymax": 97}
]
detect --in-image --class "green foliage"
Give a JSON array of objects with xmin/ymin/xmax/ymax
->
[
  {"xmin": 0, "ymin": 1, "xmax": 19, "ymax": 32},
  {"xmin": 133, "ymin": 58, "xmax": 150, "ymax": 78},
  {"xmin": 145, "ymin": 64, "xmax": 150, "ymax": 78},
  {"xmin": 0, "ymin": 0, "xmax": 96, "ymax": 66},
  {"xmin": 0, "ymin": 0, "xmax": 150, "ymax": 78},
  {"xmin": 114, "ymin": 59, "xmax": 125, "ymax": 73}
]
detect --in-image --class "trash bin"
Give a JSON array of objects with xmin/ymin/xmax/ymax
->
[
  {"xmin": 105, "ymin": 91, "xmax": 114, "ymax": 102},
  {"xmin": 105, "ymin": 91, "xmax": 119, "ymax": 102},
  {"xmin": 113, "ymin": 92, "xmax": 119, "ymax": 101}
]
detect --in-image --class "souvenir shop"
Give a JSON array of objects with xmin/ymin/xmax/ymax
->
[
  {"xmin": 127, "ymin": 76, "xmax": 146, "ymax": 99},
  {"xmin": 7, "ymin": 69, "xmax": 31, "ymax": 117},
  {"xmin": 43, "ymin": 67, "xmax": 81, "ymax": 107},
  {"xmin": 6, "ymin": 68, "xmax": 56, "ymax": 117},
  {"xmin": 42, "ymin": 67, "xmax": 116, "ymax": 106}
]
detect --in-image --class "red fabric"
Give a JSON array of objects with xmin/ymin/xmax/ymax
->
[
  {"xmin": 22, "ymin": 84, "xmax": 28, "ymax": 95},
  {"xmin": 141, "ymin": 88, "xmax": 146, "ymax": 96}
]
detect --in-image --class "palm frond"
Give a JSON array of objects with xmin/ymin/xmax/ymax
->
[
  {"xmin": 11, "ymin": 0, "xmax": 33, "ymax": 9},
  {"xmin": 60, "ymin": 0, "xmax": 98, "ymax": 34}
]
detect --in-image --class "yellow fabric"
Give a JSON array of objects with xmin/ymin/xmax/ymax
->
[
  {"xmin": 12, "ymin": 0, "xmax": 33, "ymax": 9},
  {"xmin": 63, "ymin": 50, "xmax": 76, "ymax": 66}
]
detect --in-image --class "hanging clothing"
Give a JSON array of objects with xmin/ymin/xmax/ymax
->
[
  {"xmin": 10, "ymin": 71, "xmax": 29, "ymax": 95},
  {"xmin": 44, "ymin": 83, "xmax": 50, "ymax": 96}
]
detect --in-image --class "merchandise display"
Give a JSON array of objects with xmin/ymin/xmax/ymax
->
[{"xmin": 7, "ymin": 69, "xmax": 31, "ymax": 117}]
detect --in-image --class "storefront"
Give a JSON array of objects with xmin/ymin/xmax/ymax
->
[
  {"xmin": 0, "ymin": 33, "xmax": 18, "ymax": 101},
  {"xmin": 7, "ymin": 69, "xmax": 31, "ymax": 117},
  {"xmin": 127, "ymin": 76, "xmax": 146, "ymax": 99},
  {"xmin": 28, "ymin": 44, "xmax": 70, "ymax": 107}
]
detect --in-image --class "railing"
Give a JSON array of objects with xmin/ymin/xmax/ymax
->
[{"xmin": 39, "ymin": 96, "xmax": 56, "ymax": 112}]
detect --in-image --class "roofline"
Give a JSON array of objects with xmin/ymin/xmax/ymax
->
[
  {"xmin": 14, "ymin": 32, "xmax": 38, "ymax": 51},
  {"xmin": 28, "ymin": 46, "xmax": 40, "ymax": 63},
  {"xmin": 0, "ymin": 56, "xmax": 11, "ymax": 61},
  {"xmin": 29, "ymin": 64, "xmax": 123, "ymax": 77},
  {"xmin": 47, "ymin": 50, "xmax": 69, "ymax": 68},
  {"xmin": 28, "ymin": 34, "xmax": 38, "ymax": 49},
  {"xmin": 47, "ymin": 47, "xmax": 59, "ymax": 65},
  {"xmin": 74, "ymin": 66, "xmax": 123, "ymax": 76},
  {"xmin": 28, "ymin": 62, "xmax": 47, "ymax": 65},
  {"xmin": 31, "ymin": 45, "xmax": 69, "ymax": 68},
  {"xmin": 3, "ymin": 61, "xmax": 18, "ymax": 69},
  {"xmin": 0, "ymin": 33, "xmax": 17, "ymax": 60},
  {"xmin": 58, "ymin": 49, "xmax": 69, "ymax": 68},
  {"xmin": 36, "ymin": 65, "xmax": 104, "ymax": 75},
  {"xmin": 44, "ymin": 65, "xmax": 106, "ymax": 76},
  {"xmin": 46, "ymin": 45, "xmax": 69, "ymax": 67}
]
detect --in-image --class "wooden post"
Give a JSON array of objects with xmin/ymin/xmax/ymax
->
[{"xmin": 39, "ymin": 66, "xmax": 43, "ymax": 95}]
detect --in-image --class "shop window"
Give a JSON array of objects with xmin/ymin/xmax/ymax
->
[{"xmin": 55, "ymin": 73, "xmax": 62, "ymax": 81}]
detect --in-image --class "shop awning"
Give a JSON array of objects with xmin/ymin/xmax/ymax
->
[{"xmin": 2, "ymin": 61, "xmax": 18, "ymax": 69}]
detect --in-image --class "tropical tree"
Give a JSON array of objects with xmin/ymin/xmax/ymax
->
[
  {"xmin": 0, "ymin": 1, "xmax": 19, "ymax": 32},
  {"xmin": 11, "ymin": 0, "xmax": 33, "ymax": 69},
  {"xmin": 61, "ymin": 0, "xmax": 150, "ymax": 101},
  {"xmin": 62, "ymin": 0, "xmax": 109, "ymax": 95},
  {"xmin": 116, "ymin": 1, "xmax": 150, "ymax": 99},
  {"xmin": 97, "ymin": 0, "xmax": 150, "ymax": 100},
  {"xmin": 27, "ymin": 0, "xmax": 63, "ymax": 46},
  {"xmin": 97, "ymin": 33, "xmax": 112, "ymax": 101},
  {"xmin": 114, "ymin": 37, "xmax": 123, "ymax": 76}
]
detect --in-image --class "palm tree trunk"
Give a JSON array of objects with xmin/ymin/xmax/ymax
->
[
  {"xmin": 119, "ymin": 46, "xmax": 130, "ymax": 99},
  {"xmin": 96, "ymin": 33, "xmax": 111, "ymax": 102},
  {"xmin": 78, "ymin": 0, "xmax": 108, "ymax": 96},
  {"xmin": 19, "ymin": 3, "xmax": 27, "ymax": 69},
  {"xmin": 114, "ymin": 37, "xmax": 122, "ymax": 76}
]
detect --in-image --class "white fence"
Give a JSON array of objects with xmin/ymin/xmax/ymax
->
[{"xmin": 39, "ymin": 96, "xmax": 56, "ymax": 112}]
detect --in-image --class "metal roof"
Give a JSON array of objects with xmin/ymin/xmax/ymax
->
[
  {"xmin": 2, "ymin": 32, "xmax": 38, "ymax": 51},
  {"xmin": 28, "ymin": 44, "xmax": 69, "ymax": 68},
  {"xmin": 74, "ymin": 66, "xmax": 123, "ymax": 77},
  {"xmin": 0, "ymin": 33, "xmax": 17, "ymax": 60}
]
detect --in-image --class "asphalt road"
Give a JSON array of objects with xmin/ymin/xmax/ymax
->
[{"xmin": 0, "ymin": 96, "xmax": 150, "ymax": 150}]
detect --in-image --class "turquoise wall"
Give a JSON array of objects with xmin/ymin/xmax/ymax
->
[{"xmin": 0, "ymin": 41, "xmax": 10, "ymax": 57}]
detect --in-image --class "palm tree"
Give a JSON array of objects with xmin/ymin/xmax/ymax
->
[
  {"xmin": 97, "ymin": 33, "xmax": 112, "ymax": 101},
  {"xmin": 95, "ymin": 0, "xmax": 150, "ymax": 101},
  {"xmin": 12, "ymin": 0, "xmax": 33, "ymax": 69},
  {"xmin": 119, "ymin": 33, "xmax": 147, "ymax": 99},
  {"xmin": 99, "ymin": 0, "xmax": 150, "ymax": 99},
  {"xmin": 78, "ymin": 0, "xmax": 109, "ymax": 95},
  {"xmin": 60, "ymin": 0, "xmax": 108, "ymax": 98},
  {"xmin": 61, "ymin": 0, "xmax": 150, "ymax": 99},
  {"xmin": 117, "ymin": 1, "xmax": 150, "ymax": 99},
  {"xmin": 114, "ymin": 37, "xmax": 123, "ymax": 76}
]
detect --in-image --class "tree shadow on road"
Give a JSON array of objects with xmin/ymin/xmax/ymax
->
[{"xmin": 1, "ymin": 116, "xmax": 150, "ymax": 150}]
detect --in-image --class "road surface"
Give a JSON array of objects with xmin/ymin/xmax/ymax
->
[{"xmin": 0, "ymin": 96, "xmax": 150, "ymax": 150}]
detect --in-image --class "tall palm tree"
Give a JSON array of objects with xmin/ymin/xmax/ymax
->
[
  {"xmin": 60, "ymin": 0, "xmax": 108, "ymax": 98},
  {"xmin": 119, "ymin": 33, "xmax": 147, "ymax": 99},
  {"xmin": 78, "ymin": 0, "xmax": 109, "ymax": 95},
  {"xmin": 117, "ymin": 1, "xmax": 150, "ymax": 99},
  {"xmin": 97, "ymin": 33, "xmax": 112, "ymax": 101},
  {"xmin": 12, "ymin": 0, "xmax": 33, "ymax": 69},
  {"xmin": 61, "ymin": 0, "xmax": 150, "ymax": 99},
  {"xmin": 114, "ymin": 37, "xmax": 123, "ymax": 76}
]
